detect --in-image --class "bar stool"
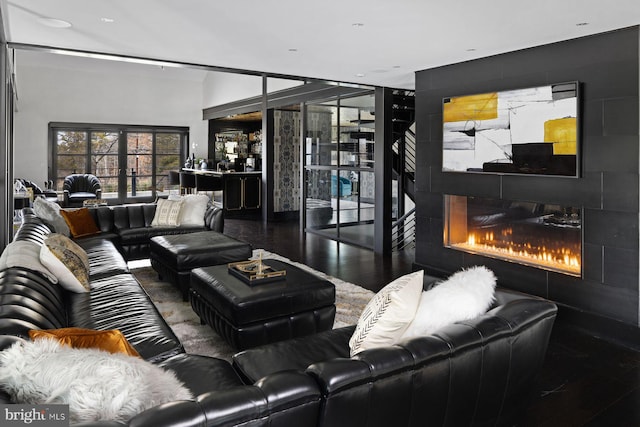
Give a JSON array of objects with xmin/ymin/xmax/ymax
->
[
  {"xmin": 168, "ymin": 171, "xmax": 180, "ymax": 195},
  {"xmin": 179, "ymin": 171, "xmax": 196, "ymax": 194},
  {"xmin": 195, "ymin": 173, "xmax": 223, "ymax": 202}
]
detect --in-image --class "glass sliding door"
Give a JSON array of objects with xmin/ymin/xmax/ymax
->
[
  {"xmin": 90, "ymin": 131, "xmax": 119, "ymax": 199},
  {"xmin": 304, "ymin": 92, "xmax": 376, "ymax": 249},
  {"xmin": 126, "ymin": 132, "xmax": 153, "ymax": 198},
  {"xmin": 51, "ymin": 124, "xmax": 186, "ymax": 204},
  {"xmin": 155, "ymin": 132, "xmax": 183, "ymax": 195}
]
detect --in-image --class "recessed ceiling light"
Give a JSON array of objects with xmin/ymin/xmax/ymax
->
[
  {"xmin": 37, "ymin": 17, "xmax": 72, "ymax": 28},
  {"xmin": 352, "ymin": 23, "xmax": 364, "ymax": 28},
  {"xmin": 576, "ymin": 22, "xmax": 589, "ymax": 26},
  {"xmin": 355, "ymin": 73, "xmax": 365, "ymax": 78},
  {"xmin": 392, "ymin": 65, "xmax": 401, "ymax": 69},
  {"xmin": 288, "ymin": 48, "xmax": 298, "ymax": 52},
  {"xmin": 101, "ymin": 17, "xmax": 115, "ymax": 23},
  {"xmin": 466, "ymin": 48, "xmax": 476, "ymax": 52}
]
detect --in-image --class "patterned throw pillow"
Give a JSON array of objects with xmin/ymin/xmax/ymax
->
[
  {"xmin": 349, "ymin": 270, "xmax": 424, "ymax": 356},
  {"xmin": 151, "ymin": 198, "xmax": 184, "ymax": 227},
  {"xmin": 39, "ymin": 233, "xmax": 91, "ymax": 293}
]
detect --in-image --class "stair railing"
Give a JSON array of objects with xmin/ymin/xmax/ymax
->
[{"xmin": 392, "ymin": 207, "xmax": 416, "ymax": 252}]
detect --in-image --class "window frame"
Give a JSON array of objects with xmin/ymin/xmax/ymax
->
[{"xmin": 49, "ymin": 122, "xmax": 188, "ymax": 203}]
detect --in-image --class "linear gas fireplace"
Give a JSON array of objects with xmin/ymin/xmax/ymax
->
[{"xmin": 444, "ymin": 195, "xmax": 582, "ymax": 276}]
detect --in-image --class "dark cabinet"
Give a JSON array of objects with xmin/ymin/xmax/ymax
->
[
  {"xmin": 243, "ymin": 175, "xmax": 261, "ymax": 209},
  {"xmin": 224, "ymin": 173, "xmax": 261, "ymax": 215}
]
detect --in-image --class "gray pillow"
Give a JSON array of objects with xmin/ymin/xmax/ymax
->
[
  {"xmin": 0, "ymin": 240, "xmax": 58, "ymax": 283},
  {"xmin": 33, "ymin": 197, "xmax": 70, "ymax": 236}
]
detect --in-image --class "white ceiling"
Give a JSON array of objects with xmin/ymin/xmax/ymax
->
[{"xmin": 2, "ymin": 0, "xmax": 639, "ymax": 89}]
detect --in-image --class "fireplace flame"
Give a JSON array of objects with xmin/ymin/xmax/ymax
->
[{"xmin": 457, "ymin": 231, "xmax": 581, "ymax": 275}]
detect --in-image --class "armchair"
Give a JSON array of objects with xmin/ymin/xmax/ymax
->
[
  {"xmin": 63, "ymin": 173, "xmax": 102, "ymax": 207},
  {"xmin": 331, "ymin": 175, "xmax": 352, "ymax": 198}
]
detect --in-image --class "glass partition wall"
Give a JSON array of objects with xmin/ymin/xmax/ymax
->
[{"xmin": 304, "ymin": 92, "xmax": 376, "ymax": 249}]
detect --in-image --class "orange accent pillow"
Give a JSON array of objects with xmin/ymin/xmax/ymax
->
[
  {"xmin": 60, "ymin": 208, "xmax": 101, "ymax": 238},
  {"xmin": 29, "ymin": 327, "xmax": 141, "ymax": 358}
]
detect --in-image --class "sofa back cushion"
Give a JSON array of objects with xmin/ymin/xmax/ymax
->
[
  {"xmin": 86, "ymin": 206, "xmax": 115, "ymax": 233},
  {"xmin": 0, "ymin": 268, "xmax": 68, "ymax": 341},
  {"xmin": 113, "ymin": 204, "xmax": 157, "ymax": 231},
  {"xmin": 306, "ymin": 295, "xmax": 558, "ymax": 427}
]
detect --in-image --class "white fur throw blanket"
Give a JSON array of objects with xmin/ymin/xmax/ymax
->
[{"xmin": 0, "ymin": 339, "xmax": 193, "ymax": 423}]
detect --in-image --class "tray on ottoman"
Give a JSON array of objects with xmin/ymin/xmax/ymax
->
[
  {"xmin": 190, "ymin": 259, "xmax": 336, "ymax": 350},
  {"xmin": 150, "ymin": 231, "xmax": 252, "ymax": 300}
]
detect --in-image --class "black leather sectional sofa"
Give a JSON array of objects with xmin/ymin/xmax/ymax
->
[
  {"xmin": 0, "ymin": 205, "xmax": 558, "ymax": 426},
  {"xmin": 83, "ymin": 202, "xmax": 225, "ymax": 260}
]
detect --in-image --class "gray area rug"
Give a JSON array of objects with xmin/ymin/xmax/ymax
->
[{"xmin": 130, "ymin": 250, "xmax": 374, "ymax": 361}]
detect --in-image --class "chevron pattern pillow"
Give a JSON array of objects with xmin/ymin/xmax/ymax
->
[{"xmin": 349, "ymin": 270, "xmax": 424, "ymax": 356}]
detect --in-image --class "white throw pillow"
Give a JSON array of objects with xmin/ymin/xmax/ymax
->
[
  {"xmin": 349, "ymin": 270, "xmax": 424, "ymax": 356},
  {"xmin": 0, "ymin": 339, "xmax": 193, "ymax": 424},
  {"xmin": 178, "ymin": 194, "xmax": 209, "ymax": 227},
  {"xmin": 0, "ymin": 240, "xmax": 58, "ymax": 283},
  {"xmin": 151, "ymin": 198, "xmax": 184, "ymax": 227},
  {"xmin": 32, "ymin": 197, "xmax": 70, "ymax": 236},
  {"xmin": 401, "ymin": 266, "xmax": 497, "ymax": 339},
  {"xmin": 39, "ymin": 234, "xmax": 90, "ymax": 293}
]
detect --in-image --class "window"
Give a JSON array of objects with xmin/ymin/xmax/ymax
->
[{"xmin": 50, "ymin": 123, "xmax": 187, "ymax": 203}]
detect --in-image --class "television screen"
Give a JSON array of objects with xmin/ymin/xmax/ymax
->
[{"xmin": 442, "ymin": 82, "xmax": 579, "ymax": 177}]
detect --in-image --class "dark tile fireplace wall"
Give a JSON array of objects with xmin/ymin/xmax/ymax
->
[{"xmin": 414, "ymin": 26, "xmax": 640, "ymax": 332}]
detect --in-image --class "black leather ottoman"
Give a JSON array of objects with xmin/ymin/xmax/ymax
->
[
  {"xmin": 150, "ymin": 231, "xmax": 252, "ymax": 300},
  {"xmin": 190, "ymin": 259, "xmax": 336, "ymax": 350}
]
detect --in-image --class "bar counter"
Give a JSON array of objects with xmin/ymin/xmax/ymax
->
[{"xmin": 181, "ymin": 168, "xmax": 262, "ymax": 216}]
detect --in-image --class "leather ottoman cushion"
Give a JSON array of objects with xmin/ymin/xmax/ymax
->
[
  {"xmin": 190, "ymin": 260, "xmax": 335, "ymax": 326},
  {"xmin": 150, "ymin": 231, "xmax": 252, "ymax": 271}
]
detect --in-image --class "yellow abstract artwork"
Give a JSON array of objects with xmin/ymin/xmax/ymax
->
[
  {"xmin": 444, "ymin": 92, "xmax": 498, "ymax": 123},
  {"xmin": 544, "ymin": 117, "xmax": 577, "ymax": 155}
]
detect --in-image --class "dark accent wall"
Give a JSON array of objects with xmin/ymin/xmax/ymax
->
[{"xmin": 414, "ymin": 27, "xmax": 640, "ymax": 328}]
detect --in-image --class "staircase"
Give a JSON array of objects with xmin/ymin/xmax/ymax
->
[{"xmin": 390, "ymin": 90, "xmax": 416, "ymax": 251}]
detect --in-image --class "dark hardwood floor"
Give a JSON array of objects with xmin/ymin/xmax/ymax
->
[
  {"xmin": 224, "ymin": 218, "xmax": 640, "ymax": 427},
  {"xmin": 224, "ymin": 218, "xmax": 415, "ymax": 293}
]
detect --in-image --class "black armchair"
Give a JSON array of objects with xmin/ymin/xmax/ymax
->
[{"xmin": 63, "ymin": 174, "xmax": 102, "ymax": 207}]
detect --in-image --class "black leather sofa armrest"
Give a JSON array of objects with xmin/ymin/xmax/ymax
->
[
  {"xmin": 306, "ymin": 358, "xmax": 372, "ymax": 394},
  {"xmin": 73, "ymin": 401, "xmax": 203, "ymax": 427},
  {"xmin": 204, "ymin": 205, "xmax": 224, "ymax": 232},
  {"xmin": 197, "ymin": 371, "xmax": 320, "ymax": 427}
]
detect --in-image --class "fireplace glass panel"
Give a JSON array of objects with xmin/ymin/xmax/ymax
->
[{"xmin": 444, "ymin": 195, "xmax": 581, "ymax": 276}]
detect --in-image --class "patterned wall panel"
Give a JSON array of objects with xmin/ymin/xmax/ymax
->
[
  {"xmin": 273, "ymin": 110, "xmax": 301, "ymax": 212},
  {"xmin": 306, "ymin": 111, "xmax": 332, "ymax": 201}
]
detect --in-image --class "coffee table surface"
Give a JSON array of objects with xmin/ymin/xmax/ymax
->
[{"xmin": 191, "ymin": 259, "xmax": 336, "ymax": 325}]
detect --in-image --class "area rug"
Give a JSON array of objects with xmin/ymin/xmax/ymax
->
[{"xmin": 129, "ymin": 250, "xmax": 374, "ymax": 361}]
